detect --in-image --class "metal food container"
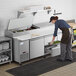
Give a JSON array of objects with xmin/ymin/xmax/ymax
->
[{"xmin": 0, "ymin": 55, "xmax": 9, "ymax": 62}]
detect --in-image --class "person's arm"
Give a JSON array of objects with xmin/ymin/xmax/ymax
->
[
  {"xmin": 50, "ymin": 36, "xmax": 55, "ymax": 45},
  {"xmin": 50, "ymin": 22, "xmax": 58, "ymax": 45}
]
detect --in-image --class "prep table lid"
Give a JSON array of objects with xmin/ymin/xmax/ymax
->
[{"xmin": 8, "ymin": 14, "xmax": 34, "ymax": 30}]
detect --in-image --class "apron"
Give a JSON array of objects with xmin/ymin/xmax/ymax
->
[{"xmin": 60, "ymin": 28, "xmax": 73, "ymax": 44}]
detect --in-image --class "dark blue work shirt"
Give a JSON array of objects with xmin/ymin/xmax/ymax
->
[{"xmin": 53, "ymin": 20, "xmax": 70, "ymax": 37}]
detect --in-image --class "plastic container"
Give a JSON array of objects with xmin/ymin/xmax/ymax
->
[{"xmin": 2, "ymin": 42, "xmax": 9, "ymax": 50}]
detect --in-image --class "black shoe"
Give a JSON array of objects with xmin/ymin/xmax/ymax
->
[
  {"xmin": 65, "ymin": 59, "xmax": 73, "ymax": 62},
  {"xmin": 57, "ymin": 59, "xmax": 65, "ymax": 62}
]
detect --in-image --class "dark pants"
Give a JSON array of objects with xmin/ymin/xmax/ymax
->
[{"xmin": 59, "ymin": 28, "xmax": 73, "ymax": 60}]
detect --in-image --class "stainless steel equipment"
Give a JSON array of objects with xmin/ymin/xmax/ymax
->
[
  {"xmin": 5, "ymin": 17, "xmax": 41, "ymax": 64},
  {"xmin": 14, "ymin": 39, "xmax": 29, "ymax": 64},
  {"xmin": 5, "ymin": 17, "xmax": 34, "ymax": 64},
  {"xmin": 44, "ymin": 44, "xmax": 61, "ymax": 57},
  {"xmin": 30, "ymin": 37, "xmax": 44, "ymax": 59},
  {"xmin": 51, "ymin": 44, "xmax": 60, "ymax": 57}
]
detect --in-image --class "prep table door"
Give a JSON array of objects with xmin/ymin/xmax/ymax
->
[{"xmin": 30, "ymin": 37, "xmax": 44, "ymax": 59}]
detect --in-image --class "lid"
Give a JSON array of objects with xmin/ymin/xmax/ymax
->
[{"xmin": 8, "ymin": 14, "xmax": 34, "ymax": 30}]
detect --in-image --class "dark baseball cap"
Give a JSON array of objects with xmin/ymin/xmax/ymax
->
[{"xmin": 49, "ymin": 16, "xmax": 58, "ymax": 22}]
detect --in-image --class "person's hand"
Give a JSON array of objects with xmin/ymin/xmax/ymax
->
[{"xmin": 50, "ymin": 41, "xmax": 54, "ymax": 45}]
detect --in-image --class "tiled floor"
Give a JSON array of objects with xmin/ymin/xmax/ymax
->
[{"xmin": 0, "ymin": 48, "xmax": 76, "ymax": 76}]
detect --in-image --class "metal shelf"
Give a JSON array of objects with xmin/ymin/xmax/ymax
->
[
  {"xmin": 0, "ymin": 37, "xmax": 12, "ymax": 65},
  {"xmin": 0, "ymin": 60, "xmax": 11, "ymax": 65},
  {"xmin": 0, "ymin": 49, "xmax": 11, "ymax": 53},
  {"xmin": 44, "ymin": 52, "xmax": 51, "ymax": 55}
]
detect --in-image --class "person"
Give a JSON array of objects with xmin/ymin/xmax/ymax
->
[{"xmin": 50, "ymin": 16, "xmax": 73, "ymax": 62}]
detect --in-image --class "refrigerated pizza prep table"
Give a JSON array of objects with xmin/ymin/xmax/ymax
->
[{"xmin": 5, "ymin": 17, "xmax": 61, "ymax": 64}]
